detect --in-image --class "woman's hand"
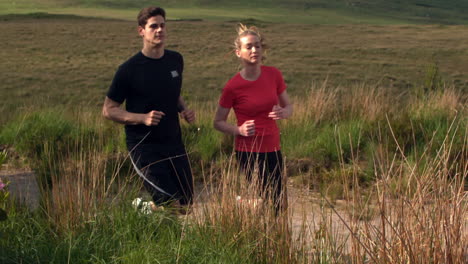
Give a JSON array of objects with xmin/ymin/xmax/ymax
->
[
  {"xmin": 268, "ymin": 105, "xmax": 286, "ymax": 120},
  {"xmin": 269, "ymin": 91, "xmax": 293, "ymax": 120},
  {"xmin": 238, "ymin": 120, "xmax": 255, "ymax": 136}
]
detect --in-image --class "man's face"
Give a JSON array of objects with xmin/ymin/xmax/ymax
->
[{"xmin": 139, "ymin": 15, "xmax": 166, "ymax": 48}]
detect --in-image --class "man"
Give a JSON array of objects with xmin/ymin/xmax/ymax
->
[{"xmin": 102, "ymin": 6, "xmax": 195, "ymax": 212}]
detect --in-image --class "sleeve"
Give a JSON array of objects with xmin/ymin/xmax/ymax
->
[
  {"xmin": 180, "ymin": 53, "xmax": 184, "ymax": 86},
  {"xmin": 179, "ymin": 53, "xmax": 184, "ymax": 74},
  {"xmin": 218, "ymin": 81, "xmax": 234, "ymax": 108},
  {"xmin": 275, "ymin": 68, "xmax": 287, "ymax": 95},
  {"xmin": 106, "ymin": 65, "xmax": 129, "ymax": 104}
]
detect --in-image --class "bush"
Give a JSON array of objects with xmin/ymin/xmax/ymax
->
[{"xmin": 0, "ymin": 110, "xmax": 125, "ymax": 193}]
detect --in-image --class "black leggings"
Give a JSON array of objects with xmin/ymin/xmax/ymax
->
[{"xmin": 236, "ymin": 151, "xmax": 285, "ymax": 212}]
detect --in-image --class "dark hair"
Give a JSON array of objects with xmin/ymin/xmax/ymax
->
[{"xmin": 137, "ymin": 6, "xmax": 166, "ymax": 27}]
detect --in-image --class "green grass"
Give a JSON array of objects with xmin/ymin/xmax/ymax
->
[
  {"xmin": 0, "ymin": 206, "xmax": 261, "ymax": 263},
  {"xmin": 1, "ymin": 110, "xmax": 465, "ymax": 262},
  {"xmin": 0, "ymin": 13, "xmax": 465, "ymax": 184},
  {"xmin": 0, "ymin": 78, "xmax": 465, "ymax": 264},
  {"xmin": 0, "ymin": 6, "xmax": 401, "ymax": 24},
  {"xmin": 0, "ymin": 2, "xmax": 466, "ymax": 262},
  {"xmin": 1, "ymin": 0, "xmax": 468, "ymax": 24},
  {"xmin": 1, "ymin": 15, "xmax": 468, "ymax": 127}
]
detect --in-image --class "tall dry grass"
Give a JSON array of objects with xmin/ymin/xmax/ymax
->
[
  {"xmin": 278, "ymin": 82, "xmax": 467, "ymax": 263},
  {"xmin": 185, "ymin": 81, "xmax": 467, "ymax": 262},
  {"xmin": 340, "ymin": 123, "xmax": 467, "ymax": 263},
  {"xmin": 38, "ymin": 117, "xmax": 134, "ymax": 233},
  {"xmin": 292, "ymin": 80, "xmax": 411, "ymax": 125},
  {"xmin": 5, "ymin": 81, "xmax": 465, "ymax": 262},
  {"xmin": 190, "ymin": 153, "xmax": 293, "ymax": 263},
  {"xmin": 187, "ymin": 123, "xmax": 466, "ymax": 263}
]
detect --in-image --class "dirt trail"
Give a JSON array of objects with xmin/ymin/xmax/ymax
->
[
  {"xmin": 0, "ymin": 169, "xmax": 40, "ymax": 210},
  {"xmin": 3, "ymin": 169, "xmax": 466, "ymax": 255},
  {"xmin": 188, "ymin": 181, "xmax": 357, "ymax": 248},
  {"xmin": 1, "ymin": 168, "xmax": 353, "ymax": 239}
]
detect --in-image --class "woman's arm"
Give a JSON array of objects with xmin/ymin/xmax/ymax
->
[
  {"xmin": 268, "ymin": 91, "xmax": 293, "ymax": 120},
  {"xmin": 213, "ymin": 106, "xmax": 255, "ymax": 137}
]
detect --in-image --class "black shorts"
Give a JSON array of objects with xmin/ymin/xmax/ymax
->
[{"xmin": 128, "ymin": 143, "xmax": 193, "ymax": 205}]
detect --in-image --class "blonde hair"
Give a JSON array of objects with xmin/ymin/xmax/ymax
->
[{"xmin": 234, "ymin": 23, "xmax": 268, "ymax": 61}]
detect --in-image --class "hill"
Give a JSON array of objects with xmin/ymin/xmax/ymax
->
[{"xmin": 1, "ymin": 0, "xmax": 468, "ymax": 24}]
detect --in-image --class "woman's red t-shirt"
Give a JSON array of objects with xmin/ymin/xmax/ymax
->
[{"xmin": 219, "ymin": 66, "xmax": 287, "ymax": 152}]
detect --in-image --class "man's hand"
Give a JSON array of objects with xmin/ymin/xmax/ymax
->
[
  {"xmin": 181, "ymin": 109, "xmax": 196, "ymax": 124},
  {"xmin": 143, "ymin": 110, "xmax": 165, "ymax": 126},
  {"xmin": 238, "ymin": 120, "xmax": 255, "ymax": 137}
]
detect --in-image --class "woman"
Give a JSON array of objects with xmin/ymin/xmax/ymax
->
[{"xmin": 213, "ymin": 24, "xmax": 293, "ymax": 213}]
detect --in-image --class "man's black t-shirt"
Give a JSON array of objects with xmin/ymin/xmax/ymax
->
[{"xmin": 107, "ymin": 50, "xmax": 184, "ymax": 147}]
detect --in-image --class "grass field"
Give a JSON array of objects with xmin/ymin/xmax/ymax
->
[
  {"xmin": 1, "ymin": 14, "xmax": 468, "ymax": 126},
  {"xmin": 2, "ymin": 0, "xmax": 468, "ymax": 24},
  {"xmin": 0, "ymin": 2, "xmax": 467, "ymax": 263}
]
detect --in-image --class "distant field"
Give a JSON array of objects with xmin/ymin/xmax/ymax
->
[
  {"xmin": 1, "ymin": 14, "xmax": 468, "ymax": 125},
  {"xmin": 2, "ymin": 0, "xmax": 468, "ymax": 24},
  {"xmin": 0, "ymin": 5, "xmax": 403, "ymax": 25}
]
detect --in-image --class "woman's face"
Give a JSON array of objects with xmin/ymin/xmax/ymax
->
[{"xmin": 236, "ymin": 34, "xmax": 262, "ymax": 65}]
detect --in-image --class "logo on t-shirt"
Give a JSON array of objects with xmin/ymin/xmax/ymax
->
[{"xmin": 171, "ymin": 70, "xmax": 179, "ymax": 78}]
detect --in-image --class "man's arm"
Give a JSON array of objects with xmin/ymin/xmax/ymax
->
[
  {"xmin": 102, "ymin": 96, "xmax": 165, "ymax": 126},
  {"xmin": 177, "ymin": 96, "xmax": 195, "ymax": 124}
]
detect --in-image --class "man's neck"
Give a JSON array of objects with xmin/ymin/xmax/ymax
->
[{"xmin": 141, "ymin": 45, "xmax": 165, "ymax": 59}]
